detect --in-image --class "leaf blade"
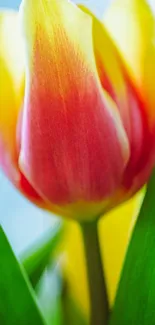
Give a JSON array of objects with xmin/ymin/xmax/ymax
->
[
  {"xmin": 20, "ymin": 221, "xmax": 63, "ymax": 286},
  {"xmin": 0, "ymin": 226, "xmax": 45, "ymax": 325},
  {"xmin": 110, "ymin": 169, "xmax": 155, "ymax": 325}
]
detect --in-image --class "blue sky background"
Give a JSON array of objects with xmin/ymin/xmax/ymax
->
[
  {"xmin": 0, "ymin": 0, "xmax": 155, "ymax": 254},
  {"xmin": 0, "ymin": 0, "xmax": 109, "ymax": 16},
  {"xmin": 0, "ymin": 0, "xmax": 19, "ymax": 8}
]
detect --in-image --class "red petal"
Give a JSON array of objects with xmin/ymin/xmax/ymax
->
[{"xmin": 20, "ymin": 0, "xmax": 129, "ymax": 206}]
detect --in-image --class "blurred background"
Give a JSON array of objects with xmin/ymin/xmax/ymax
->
[{"xmin": 0, "ymin": 0, "xmax": 155, "ymax": 256}]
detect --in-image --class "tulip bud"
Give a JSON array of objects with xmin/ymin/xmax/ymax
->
[{"xmin": 0, "ymin": 0, "xmax": 154, "ymax": 220}]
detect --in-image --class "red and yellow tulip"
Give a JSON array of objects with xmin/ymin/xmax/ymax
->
[{"xmin": 0, "ymin": 0, "xmax": 154, "ymax": 220}]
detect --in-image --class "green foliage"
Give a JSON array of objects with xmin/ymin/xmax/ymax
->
[
  {"xmin": 20, "ymin": 222, "xmax": 63, "ymax": 287},
  {"xmin": 0, "ymin": 221, "xmax": 85, "ymax": 325},
  {"xmin": 3, "ymin": 169, "xmax": 155, "ymax": 325},
  {"xmin": 110, "ymin": 169, "xmax": 155, "ymax": 325},
  {"xmin": 0, "ymin": 226, "xmax": 45, "ymax": 325}
]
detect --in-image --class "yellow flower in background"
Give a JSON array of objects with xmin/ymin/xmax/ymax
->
[
  {"xmin": 63, "ymin": 190, "xmax": 144, "ymax": 317},
  {"xmin": 0, "ymin": 0, "xmax": 154, "ymax": 221}
]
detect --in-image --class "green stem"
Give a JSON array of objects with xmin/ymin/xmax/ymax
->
[{"xmin": 81, "ymin": 221, "xmax": 109, "ymax": 325}]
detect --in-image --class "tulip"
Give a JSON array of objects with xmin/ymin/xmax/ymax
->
[
  {"xmin": 0, "ymin": 0, "xmax": 154, "ymax": 222},
  {"xmin": 0, "ymin": 2, "xmax": 152, "ymax": 324}
]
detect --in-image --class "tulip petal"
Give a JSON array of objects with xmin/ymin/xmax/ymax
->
[
  {"xmin": 103, "ymin": 0, "xmax": 155, "ymax": 195},
  {"xmin": 0, "ymin": 11, "xmax": 24, "ymax": 181},
  {"xmin": 0, "ymin": 11, "xmax": 44, "ymax": 204},
  {"xmin": 104, "ymin": 0, "xmax": 155, "ymax": 127},
  {"xmin": 79, "ymin": 5, "xmax": 151, "ymax": 200},
  {"xmin": 19, "ymin": 0, "xmax": 130, "ymax": 217}
]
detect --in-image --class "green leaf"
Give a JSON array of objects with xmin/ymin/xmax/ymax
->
[
  {"xmin": 36, "ymin": 263, "xmax": 63, "ymax": 325},
  {"xmin": 110, "ymin": 169, "xmax": 155, "ymax": 325},
  {"xmin": 20, "ymin": 221, "xmax": 63, "ymax": 286},
  {"xmin": 0, "ymin": 226, "xmax": 45, "ymax": 325}
]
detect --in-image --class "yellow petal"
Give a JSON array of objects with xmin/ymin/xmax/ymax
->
[
  {"xmin": 62, "ymin": 190, "xmax": 144, "ymax": 317},
  {"xmin": 104, "ymin": 0, "xmax": 155, "ymax": 126},
  {"xmin": 79, "ymin": 4, "xmax": 143, "ymax": 134},
  {"xmin": 99, "ymin": 189, "xmax": 144, "ymax": 305},
  {"xmin": 0, "ymin": 11, "xmax": 24, "ymax": 179}
]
